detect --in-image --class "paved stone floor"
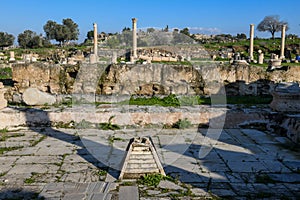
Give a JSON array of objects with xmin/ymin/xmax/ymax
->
[{"xmin": 0, "ymin": 127, "xmax": 299, "ymax": 199}]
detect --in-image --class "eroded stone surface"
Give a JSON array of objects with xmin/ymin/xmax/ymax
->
[{"xmin": 0, "ymin": 127, "xmax": 299, "ymax": 199}]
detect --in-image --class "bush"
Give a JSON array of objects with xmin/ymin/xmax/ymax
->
[{"xmin": 172, "ymin": 118, "xmax": 192, "ymax": 129}]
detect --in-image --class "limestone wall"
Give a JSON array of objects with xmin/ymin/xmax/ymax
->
[
  {"xmin": 7, "ymin": 62, "xmax": 300, "ymax": 101},
  {"xmin": 99, "ymin": 64, "xmax": 204, "ymax": 95}
]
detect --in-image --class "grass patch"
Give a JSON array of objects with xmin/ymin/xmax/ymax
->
[
  {"xmin": 172, "ymin": 118, "xmax": 192, "ymax": 129},
  {"xmin": 151, "ymin": 61, "xmax": 192, "ymax": 66},
  {"xmin": 0, "ymin": 146, "xmax": 23, "ymax": 154},
  {"xmin": 123, "ymin": 94, "xmax": 272, "ymax": 107},
  {"xmin": 108, "ymin": 136, "xmax": 124, "ymax": 145},
  {"xmin": 138, "ymin": 174, "xmax": 173, "ymax": 187},
  {"xmin": 97, "ymin": 169, "xmax": 107, "ymax": 176},
  {"xmin": 98, "ymin": 116, "xmax": 121, "ymax": 130},
  {"xmin": 0, "ymin": 67, "xmax": 12, "ymax": 79},
  {"xmin": 0, "ymin": 132, "xmax": 7, "ymax": 142},
  {"xmin": 30, "ymin": 135, "xmax": 47, "ymax": 147},
  {"xmin": 24, "ymin": 177, "xmax": 35, "ymax": 184},
  {"xmin": 75, "ymin": 119, "xmax": 94, "ymax": 129}
]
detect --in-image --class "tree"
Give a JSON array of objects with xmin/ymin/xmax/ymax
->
[
  {"xmin": 0, "ymin": 32, "xmax": 14, "ymax": 49},
  {"xmin": 43, "ymin": 18, "xmax": 79, "ymax": 45},
  {"xmin": 163, "ymin": 25, "xmax": 169, "ymax": 32},
  {"xmin": 236, "ymin": 33, "xmax": 247, "ymax": 40},
  {"xmin": 87, "ymin": 30, "xmax": 94, "ymax": 40},
  {"xmin": 18, "ymin": 30, "xmax": 47, "ymax": 48},
  {"xmin": 122, "ymin": 27, "xmax": 131, "ymax": 32},
  {"xmin": 62, "ymin": 18, "xmax": 79, "ymax": 42},
  {"xmin": 147, "ymin": 28, "xmax": 155, "ymax": 33},
  {"xmin": 257, "ymin": 15, "xmax": 289, "ymax": 39},
  {"xmin": 180, "ymin": 28, "xmax": 190, "ymax": 36}
]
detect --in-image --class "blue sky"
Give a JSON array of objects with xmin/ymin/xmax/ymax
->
[{"xmin": 0, "ymin": 0, "xmax": 299, "ymax": 43}]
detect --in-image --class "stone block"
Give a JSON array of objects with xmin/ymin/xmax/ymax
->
[{"xmin": 22, "ymin": 87, "xmax": 56, "ymax": 106}]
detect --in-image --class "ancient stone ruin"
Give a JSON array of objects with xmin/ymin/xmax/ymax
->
[
  {"xmin": 0, "ymin": 82, "xmax": 7, "ymax": 109},
  {"xmin": 270, "ymin": 82, "xmax": 300, "ymax": 112},
  {"xmin": 119, "ymin": 137, "xmax": 165, "ymax": 179}
]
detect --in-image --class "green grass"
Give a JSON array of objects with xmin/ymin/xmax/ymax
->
[
  {"xmin": 107, "ymin": 136, "xmax": 124, "ymax": 145},
  {"xmin": 0, "ymin": 146, "xmax": 23, "ymax": 154},
  {"xmin": 151, "ymin": 61, "xmax": 192, "ymax": 66},
  {"xmin": 172, "ymin": 118, "xmax": 192, "ymax": 129},
  {"xmin": 97, "ymin": 116, "xmax": 121, "ymax": 130},
  {"xmin": 30, "ymin": 135, "xmax": 47, "ymax": 147},
  {"xmin": 0, "ymin": 67, "xmax": 12, "ymax": 79},
  {"xmin": 137, "ymin": 174, "xmax": 172, "ymax": 187},
  {"xmin": 24, "ymin": 177, "xmax": 35, "ymax": 184},
  {"xmin": 122, "ymin": 94, "xmax": 272, "ymax": 107}
]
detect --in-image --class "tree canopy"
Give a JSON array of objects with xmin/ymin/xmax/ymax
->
[
  {"xmin": 43, "ymin": 18, "xmax": 79, "ymax": 45},
  {"xmin": 17, "ymin": 30, "xmax": 50, "ymax": 49},
  {"xmin": 257, "ymin": 15, "xmax": 289, "ymax": 39},
  {"xmin": 0, "ymin": 32, "xmax": 15, "ymax": 48}
]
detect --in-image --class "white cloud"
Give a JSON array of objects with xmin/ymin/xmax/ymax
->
[{"xmin": 187, "ymin": 27, "xmax": 221, "ymax": 34}]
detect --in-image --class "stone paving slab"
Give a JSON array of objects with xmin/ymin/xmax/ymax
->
[
  {"xmin": 119, "ymin": 186, "xmax": 139, "ymax": 200},
  {"xmin": 0, "ymin": 127, "xmax": 299, "ymax": 199}
]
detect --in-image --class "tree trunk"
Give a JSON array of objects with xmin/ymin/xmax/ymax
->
[{"xmin": 271, "ymin": 31, "xmax": 275, "ymax": 40}]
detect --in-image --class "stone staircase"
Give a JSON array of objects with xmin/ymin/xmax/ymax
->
[{"xmin": 119, "ymin": 137, "xmax": 165, "ymax": 179}]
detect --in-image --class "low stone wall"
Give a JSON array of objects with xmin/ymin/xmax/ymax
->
[{"xmin": 0, "ymin": 106, "xmax": 268, "ymax": 129}]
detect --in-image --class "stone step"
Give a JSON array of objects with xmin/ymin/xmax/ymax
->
[
  {"xmin": 129, "ymin": 154, "xmax": 154, "ymax": 159},
  {"xmin": 128, "ymin": 159, "xmax": 156, "ymax": 164},
  {"xmin": 119, "ymin": 137, "xmax": 166, "ymax": 179},
  {"xmin": 132, "ymin": 146, "xmax": 150, "ymax": 151},
  {"xmin": 127, "ymin": 163, "xmax": 158, "ymax": 169},
  {"xmin": 125, "ymin": 168, "xmax": 160, "ymax": 173},
  {"xmin": 130, "ymin": 151, "xmax": 152, "ymax": 155}
]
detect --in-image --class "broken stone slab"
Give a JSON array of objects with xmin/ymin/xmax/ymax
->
[{"xmin": 22, "ymin": 87, "xmax": 56, "ymax": 106}]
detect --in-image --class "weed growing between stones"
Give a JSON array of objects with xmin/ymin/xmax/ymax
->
[
  {"xmin": 107, "ymin": 136, "xmax": 124, "ymax": 145},
  {"xmin": 75, "ymin": 119, "xmax": 94, "ymax": 129},
  {"xmin": 97, "ymin": 116, "xmax": 120, "ymax": 130},
  {"xmin": 0, "ymin": 146, "xmax": 23, "ymax": 154},
  {"xmin": 30, "ymin": 135, "xmax": 47, "ymax": 147},
  {"xmin": 138, "ymin": 174, "xmax": 173, "ymax": 187},
  {"xmin": 24, "ymin": 177, "xmax": 35, "ymax": 184},
  {"xmin": 172, "ymin": 118, "xmax": 192, "ymax": 129}
]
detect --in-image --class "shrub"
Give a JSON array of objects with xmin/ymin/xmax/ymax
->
[{"xmin": 172, "ymin": 118, "xmax": 192, "ymax": 129}]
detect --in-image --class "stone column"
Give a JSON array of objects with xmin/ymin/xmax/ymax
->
[
  {"xmin": 249, "ymin": 24, "xmax": 254, "ymax": 61},
  {"xmin": 280, "ymin": 25, "xmax": 286, "ymax": 59},
  {"xmin": 131, "ymin": 18, "xmax": 137, "ymax": 62},
  {"xmin": 258, "ymin": 50, "xmax": 264, "ymax": 64},
  {"xmin": 9, "ymin": 51, "xmax": 15, "ymax": 62},
  {"xmin": 93, "ymin": 23, "xmax": 98, "ymax": 57}
]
